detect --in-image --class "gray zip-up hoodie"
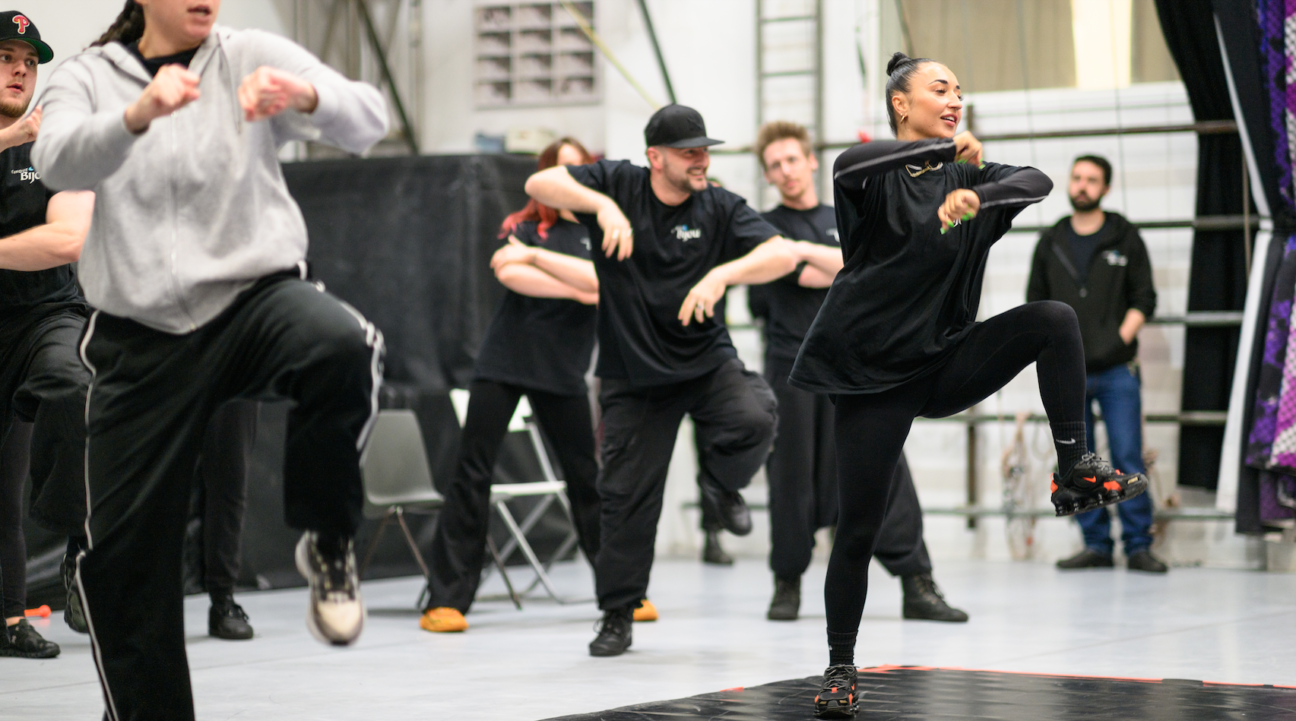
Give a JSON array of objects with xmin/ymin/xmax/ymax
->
[{"xmin": 32, "ymin": 26, "xmax": 388, "ymax": 333}]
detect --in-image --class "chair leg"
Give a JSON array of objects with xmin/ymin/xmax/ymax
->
[
  {"xmin": 359, "ymin": 510, "xmax": 393, "ymax": 579},
  {"xmin": 496, "ymin": 495, "xmax": 556, "ymax": 564},
  {"xmin": 487, "ymin": 536, "xmax": 523, "ymax": 611},
  {"xmin": 395, "ymin": 507, "xmax": 431, "ymax": 580},
  {"xmin": 494, "ymin": 500, "xmax": 563, "ymax": 602}
]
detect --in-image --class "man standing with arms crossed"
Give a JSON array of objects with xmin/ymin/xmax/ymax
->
[
  {"xmin": 1027, "ymin": 155, "xmax": 1165, "ymax": 573},
  {"xmin": 526, "ymin": 104, "xmax": 798, "ymax": 657},
  {"xmin": 754, "ymin": 121, "xmax": 967, "ymax": 623},
  {"xmin": 0, "ymin": 10, "xmax": 95, "ymax": 656}
]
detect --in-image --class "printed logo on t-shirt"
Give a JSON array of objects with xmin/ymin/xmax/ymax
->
[
  {"xmin": 1103, "ymin": 250, "xmax": 1129, "ymax": 267},
  {"xmin": 672, "ymin": 224, "xmax": 702, "ymax": 242},
  {"xmin": 826, "ymin": 227, "xmax": 840, "ymax": 243},
  {"xmin": 580, "ymin": 236, "xmax": 591, "ymax": 251},
  {"xmin": 12, "ymin": 166, "xmax": 39, "ymax": 184}
]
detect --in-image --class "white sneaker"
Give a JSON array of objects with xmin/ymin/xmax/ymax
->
[{"xmin": 295, "ymin": 532, "xmax": 365, "ymax": 646}]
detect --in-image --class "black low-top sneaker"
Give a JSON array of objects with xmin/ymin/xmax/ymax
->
[
  {"xmin": 1050, "ymin": 453, "xmax": 1147, "ymax": 517},
  {"xmin": 814, "ymin": 664, "xmax": 860, "ymax": 718},
  {"xmin": 62, "ymin": 551, "xmax": 87, "ymax": 634},
  {"xmin": 1056, "ymin": 548, "xmax": 1115, "ymax": 569},
  {"xmin": 901, "ymin": 573, "xmax": 969, "ymax": 622},
  {"xmin": 0, "ymin": 619, "xmax": 60, "ymax": 659},
  {"xmin": 589, "ymin": 607, "xmax": 633, "ymax": 657},
  {"xmin": 767, "ymin": 576, "xmax": 800, "ymax": 621},
  {"xmin": 295, "ymin": 532, "xmax": 364, "ymax": 646},
  {"xmin": 209, "ymin": 593, "xmax": 255, "ymax": 640}
]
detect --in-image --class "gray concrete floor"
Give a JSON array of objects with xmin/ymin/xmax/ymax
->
[{"xmin": 4, "ymin": 557, "xmax": 1296, "ymax": 720}]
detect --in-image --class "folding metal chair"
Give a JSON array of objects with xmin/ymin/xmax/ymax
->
[
  {"xmin": 449, "ymin": 390, "xmax": 590, "ymax": 606},
  {"xmin": 358, "ymin": 409, "xmax": 521, "ymax": 609}
]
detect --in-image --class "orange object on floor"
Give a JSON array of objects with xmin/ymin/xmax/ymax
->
[
  {"xmin": 23, "ymin": 605, "xmax": 50, "ymax": 618},
  {"xmin": 419, "ymin": 607, "xmax": 468, "ymax": 633},
  {"xmin": 633, "ymin": 599, "xmax": 658, "ymax": 622}
]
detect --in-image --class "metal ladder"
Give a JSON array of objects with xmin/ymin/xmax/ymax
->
[{"xmin": 755, "ymin": 0, "xmax": 824, "ymax": 208}]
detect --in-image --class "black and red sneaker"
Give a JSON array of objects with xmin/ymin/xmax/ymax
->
[
  {"xmin": 814, "ymin": 664, "xmax": 860, "ymax": 718},
  {"xmin": 1050, "ymin": 452, "xmax": 1147, "ymax": 517}
]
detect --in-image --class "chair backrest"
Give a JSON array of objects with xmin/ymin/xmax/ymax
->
[
  {"xmin": 360, "ymin": 410, "xmax": 442, "ymax": 519},
  {"xmin": 447, "ymin": 388, "xmax": 532, "ymax": 432}
]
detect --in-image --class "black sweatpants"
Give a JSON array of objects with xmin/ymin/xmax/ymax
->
[
  {"xmin": 765, "ymin": 357, "xmax": 931, "ymax": 581},
  {"xmin": 596, "ymin": 358, "xmax": 777, "ymax": 611},
  {"xmin": 0, "ymin": 419, "xmax": 31, "ymax": 618},
  {"xmin": 424, "ymin": 379, "xmax": 601, "ymax": 613},
  {"xmin": 0, "ymin": 304, "xmax": 91, "ymax": 538},
  {"xmin": 193, "ymin": 400, "xmax": 258, "ymax": 595},
  {"xmin": 826, "ymin": 302, "xmax": 1084, "ymax": 659},
  {"xmin": 76, "ymin": 274, "xmax": 383, "ymax": 721}
]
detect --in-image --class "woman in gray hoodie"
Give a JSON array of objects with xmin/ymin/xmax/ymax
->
[{"xmin": 33, "ymin": 2, "xmax": 389, "ymax": 719}]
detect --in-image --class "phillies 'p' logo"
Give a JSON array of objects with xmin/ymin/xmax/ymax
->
[{"xmin": 12, "ymin": 15, "xmax": 29, "ymax": 34}]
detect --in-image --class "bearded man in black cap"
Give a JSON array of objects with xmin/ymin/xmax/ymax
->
[
  {"xmin": 0, "ymin": 10, "xmax": 96, "ymax": 658},
  {"xmin": 526, "ymin": 104, "xmax": 805, "ymax": 657}
]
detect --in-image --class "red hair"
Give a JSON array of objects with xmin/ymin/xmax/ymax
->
[{"xmin": 500, "ymin": 137, "xmax": 594, "ymax": 240}]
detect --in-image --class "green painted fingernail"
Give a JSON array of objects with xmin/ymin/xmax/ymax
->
[
  {"xmin": 963, "ymin": 213, "xmax": 973, "ymax": 221},
  {"xmin": 940, "ymin": 227, "xmax": 947, "ymax": 235}
]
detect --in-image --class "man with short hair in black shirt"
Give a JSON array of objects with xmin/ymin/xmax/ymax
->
[
  {"xmin": 753, "ymin": 120, "xmax": 967, "ymax": 624},
  {"xmin": 526, "ymin": 104, "xmax": 801, "ymax": 657},
  {"xmin": 0, "ymin": 10, "xmax": 94, "ymax": 658}
]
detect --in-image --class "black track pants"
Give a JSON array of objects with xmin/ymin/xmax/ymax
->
[
  {"xmin": 424, "ymin": 379, "xmax": 601, "ymax": 613},
  {"xmin": 76, "ymin": 274, "xmax": 383, "ymax": 721},
  {"xmin": 595, "ymin": 358, "xmax": 777, "ymax": 611},
  {"xmin": 0, "ymin": 419, "xmax": 31, "ymax": 618},
  {"xmin": 194, "ymin": 400, "xmax": 258, "ymax": 595},
  {"xmin": 765, "ymin": 358, "xmax": 931, "ymax": 581},
  {"xmin": 0, "ymin": 305, "xmax": 90, "ymax": 537},
  {"xmin": 825, "ymin": 302, "xmax": 1084, "ymax": 650}
]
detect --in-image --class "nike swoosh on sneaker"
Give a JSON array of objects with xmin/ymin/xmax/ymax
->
[{"xmin": 1084, "ymin": 476, "xmax": 1096, "ymax": 483}]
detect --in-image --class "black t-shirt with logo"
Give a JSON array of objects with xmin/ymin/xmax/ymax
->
[
  {"xmin": 473, "ymin": 219, "xmax": 598, "ymax": 396},
  {"xmin": 758, "ymin": 203, "xmax": 840, "ymax": 369},
  {"xmin": 567, "ymin": 159, "xmax": 780, "ymax": 386},
  {"xmin": 0, "ymin": 141, "xmax": 80, "ymax": 312}
]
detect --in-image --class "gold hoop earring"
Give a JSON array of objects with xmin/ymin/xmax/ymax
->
[{"xmin": 900, "ymin": 114, "xmax": 908, "ymax": 125}]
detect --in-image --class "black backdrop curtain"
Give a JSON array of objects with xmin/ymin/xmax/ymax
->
[{"xmin": 1154, "ymin": 0, "xmax": 1255, "ymax": 490}]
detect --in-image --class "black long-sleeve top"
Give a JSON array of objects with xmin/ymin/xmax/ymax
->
[{"xmin": 789, "ymin": 138, "xmax": 1053, "ymax": 394}]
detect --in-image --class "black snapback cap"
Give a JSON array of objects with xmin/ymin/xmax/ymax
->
[
  {"xmin": 644, "ymin": 104, "xmax": 723, "ymax": 149},
  {"xmin": 0, "ymin": 12, "xmax": 52, "ymax": 64}
]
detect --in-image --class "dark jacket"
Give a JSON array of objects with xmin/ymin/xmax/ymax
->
[{"xmin": 1026, "ymin": 212, "xmax": 1157, "ymax": 373}]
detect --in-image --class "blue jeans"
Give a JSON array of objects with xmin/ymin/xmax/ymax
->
[{"xmin": 1075, "ymin": 362, "xmax": 1153, "ymax": 556}]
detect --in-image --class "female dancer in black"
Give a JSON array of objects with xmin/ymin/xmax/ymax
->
[
  {"xmin": 420, "ymin": 137, "xmax": 603, "ymax": 633},
  {"xmin": 790, "ymin": 54, "xmax": 1147, "ymax": 718}
]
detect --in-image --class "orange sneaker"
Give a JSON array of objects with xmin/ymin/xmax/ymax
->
[
  {"xmin": 419, "ymin": 607, "xmax": 468, "ymax": 633},
  {"xmin": 633, "ymin": 599, "xmax": 658, "ymax": 622}
]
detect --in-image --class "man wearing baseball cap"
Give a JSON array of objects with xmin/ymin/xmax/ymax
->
[
  {"xmin": 526, "ymin": 104, "xmax": 811, "ymax": 657},
  {"xmin": 0, "ymin": 10, "xmax": 96, "ymax": 658}
]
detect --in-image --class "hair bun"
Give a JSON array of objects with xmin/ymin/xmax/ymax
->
[{"xmin": 886, "ymin": 52, "xmax": 913, "ymax": 76}]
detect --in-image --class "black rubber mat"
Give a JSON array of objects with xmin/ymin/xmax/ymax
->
[{"xmin": 543, "ymin": 665, "xmax": 1296, "ymax": 720}]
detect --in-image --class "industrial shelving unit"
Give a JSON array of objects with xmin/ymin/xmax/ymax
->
[{"xmin": 474, "ymin": 1, "xmax": 600, "ymax": 108}]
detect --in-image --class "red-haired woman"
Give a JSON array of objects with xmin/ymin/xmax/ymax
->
[{"xmin": 420, "ymin": 138, "xmax": 603, "ymax": 633}]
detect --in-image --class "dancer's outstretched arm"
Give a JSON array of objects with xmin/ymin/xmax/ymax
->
[
  {"xmin": 525, "ymin": 167, "xmax": 634, "ymax": 261},
  {"xmin": 0, "ymin": 190, "xmax": 93, "ymax": 271},
  {"xmin": 679, "ymin": 238, "xmax": 798, "ymax": 325}
]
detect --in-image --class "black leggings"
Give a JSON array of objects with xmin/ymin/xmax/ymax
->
[
  {"xmin": 424, "ymin": 379, "xmax": 601, "ymax": 613},
  {"xmin": 826, "ymin": 302, "xmax": 1084, "ymax": 657}
]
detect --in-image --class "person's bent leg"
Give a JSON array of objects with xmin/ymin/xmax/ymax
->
[
  {"xmin": 827, "ymin": 387, "xmax": 925, "ymax": 667},
  {"xmin": 689, "ymin": 360, "xmax": 778, "ymax": 536},
  {"xmin": 80, "ymin": 312, "xmax": 218, "ymax": 721},
  {"xmin": 0, "ymin": 419, "xmax": 30, "ymax": 623},
  {"xmin": 528, "ymin": 389, "xmax": 602, "ymax": 564},
  {"xmin": 424, "ymin": 380, "xmax": 520, "ymax": 623}
]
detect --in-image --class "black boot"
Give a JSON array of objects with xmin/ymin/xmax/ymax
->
[
  {"xmin": 901, "ymin": 573, "xmax": 968, "ymax": 622},
  {"xmin": 1056, "ymin": 548, "xmax": 1114, "ymax": 569},
  {"xmin": 589, "ymin": 607, "xmax": 633, "ymax": 657},
  {"xmin": 61, "ymin": 550, "xmax": 88, "ymax": 635},
  {"xmin": 0, "ymin": 619, "xmax": 60, "ymax": 659},
  {"xmin": 702, "ymin": 530, "xmax": 734, "ymax": 566},
  {"xmin": 698, "ymin": 475, "xmax": 752, "ymax": 536},
  {"xmin": 767, "ymin": 576, "xmax": 800, "ymax": 621},
  {"xmin": 209, "ymin": 591, "xmax": 255, "ymax": 640},
  {"xmin": 1126, "ymin": 550, "xmax": 1168, "ymax": 573}
]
